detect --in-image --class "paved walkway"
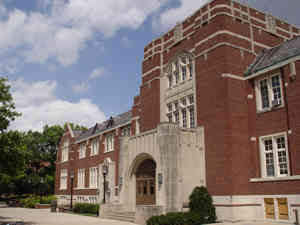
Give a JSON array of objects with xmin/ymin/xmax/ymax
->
[
  {"xmin": 0, "ymin": 207, "xmax": 136, "ymax": 225},
  {"xmin": 0, "ymin": 206, "xmax": 293, "ymax": 225}
]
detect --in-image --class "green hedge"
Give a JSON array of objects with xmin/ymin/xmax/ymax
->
[
  {"xmin": 40, "ymin": 195, "xmax": 57, "ymax": 204},
  {"xmin": 19, "ymin": 195, "xmax": 39, "ymax": 208},
  {"xmin": 73, "ymin": 203, "xmax": 99, "ymax": 214},
  {"xmin": 146, "ymin": 212, "xmax": 206, "ymax": 225}
]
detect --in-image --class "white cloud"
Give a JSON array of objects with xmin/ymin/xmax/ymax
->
[
  {"xmin": 89, "ymin": 67, "xmax": 107, "ymax": 80},
  {"xmin": 72, "ymin": 81, "xmax": 89, "ymax": 93},
  {"xmin": 0, "ymin": 0, "xmax": 169, "ymax": 68},
  {"xmin": 153, "ymin": 0, "xmax": 210, "ymax": 32},
  {"xmin": 10, "ymin": 78, "xmax": 106, "ymax": 131}
]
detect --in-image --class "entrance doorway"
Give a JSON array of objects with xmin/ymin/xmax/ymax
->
[{"xmin": 136, "ymin": 159, "xmax": 156, "ymax": 205}]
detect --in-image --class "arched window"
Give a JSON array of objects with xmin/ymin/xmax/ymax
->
[{"xmin": 167, "ymin": 53, "xmax": 194, "ymax": 88}]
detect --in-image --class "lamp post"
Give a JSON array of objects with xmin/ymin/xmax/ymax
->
[
  {"xmin": 102, "ymin": 164, "xmax": 108, "ymax": 204},
  {"xmin": 70, "ymin": 171, "xmax": 74, "ymax": 209}
]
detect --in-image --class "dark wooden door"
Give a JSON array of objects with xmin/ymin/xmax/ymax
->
[{"xmin": 136, "ymin": 159, "xmax": 156, "ymax": 205}]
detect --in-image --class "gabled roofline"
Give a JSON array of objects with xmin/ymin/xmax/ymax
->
[
  {"xmin": 245, "ymin": 54, "xmax": 300, "ymax": 80},
  {"xmin": 74, "ymin": 120, "xmax": 132, "ymax": 144}
]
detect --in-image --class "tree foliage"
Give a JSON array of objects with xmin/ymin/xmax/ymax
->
[
  {"xmin": 0, "ymin": 77, "xmax": 87, "ymax": 196},
  {"xmin": 0, "ymin": 77, "xmax": 20, "ymax": 132},
  {"xmin": 189, "ymin": 186, "xmax": 216, "ymax": 223}
]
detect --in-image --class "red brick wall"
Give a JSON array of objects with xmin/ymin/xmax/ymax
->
[{"xmin": 246, "ymin": 61, "xmax": 300, "ymax": 195}]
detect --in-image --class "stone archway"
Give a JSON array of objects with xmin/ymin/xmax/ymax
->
[{"xmin": 135, "ymin": 159, "xmax": 156, "ymax": 205}]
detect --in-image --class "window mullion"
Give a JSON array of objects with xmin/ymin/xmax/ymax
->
[{"xmin": 273, "ymin": 137, "xmax": 280, "ymax": 177}]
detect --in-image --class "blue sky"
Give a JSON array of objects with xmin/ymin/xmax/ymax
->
[{"xmin": 2, "ymin": 0, "xmax": 300, "ymax": 131}]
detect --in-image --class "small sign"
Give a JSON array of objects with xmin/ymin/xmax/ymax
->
[{"xmin": 158, "ymin": 173, "xmax": 163, "ymax": 185}]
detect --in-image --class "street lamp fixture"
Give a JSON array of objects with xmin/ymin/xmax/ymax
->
[
  {"xmin": 70, "ymin": 171, "xmax": 74, "ymax": 209},
  {"xmin": 102, "ymin": 163, "xmax": 108, "ymax": 204}
]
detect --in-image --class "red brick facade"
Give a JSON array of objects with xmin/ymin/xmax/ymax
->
[{"xmin": 55, "ymin": 0, "xmax": 300, "ymax": 218}]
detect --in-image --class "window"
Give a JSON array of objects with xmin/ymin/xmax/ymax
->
[
  {"xmin": 121, "ymin": 126, "xmax": 131, "ymax": 136},
  {"xmin": 61, "ymin": 140, "xmax": 69, "ymax": 162},
  {"xmin": 91, "ymin": 138, "xmax": 99, "ymax": 156},
  {"xmin": 79, "ymin": 142, "xmax": 86, "ymax": 159},
  {"xmin": 60, "ymin": 169, "xmax": 67, "ymax": 190},
  {"xmin": 256, "ymin": 74, "xmax": 283, "ymax": 111},
  {"xmin": 168, "ymin": 55, "xmax": 193, "ymax": 88},
  {"xmin": 105, "ymin": 134, "xmax": 114, "ymax": 152},
  {"xmin": 166, "ymin": 94, "xmax": 196, "ymax": 128},
  {"xmin": 89, "ymin": 167, "xmax": 98, "ymax": 188},
  {"xmin": 78, "ymin": 168, "xmax": 85, "ymax": 188},
  {"xmin": 260, "ymin": 133, "xmax": 289, "ymax": 178}
]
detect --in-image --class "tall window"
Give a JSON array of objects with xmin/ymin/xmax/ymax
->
[
  {"xmin": 61, "ymin": 140, "xmax": 69, "ymax": 162},
  {"xmin": 79, "ymin": 142, "xmax": 86, "ymax": 159},
  {"xmin": 91, "ymin": 138, "xmax": 99, "ymax": 156},
  {"xmin": 256, "ymin": 74, "xmax": 283, "ymax": 111},
  {"xmin": 78, "ymin": 168, "xmax": 85, "ymax": 188},
  {"xmin": 166, "ymin": 94, "xmax": 196, "ymax": 128},
  {"xmin": 89, "ymin": 167, "xmax": 98, "ymax": 188},
  {"xmin": 168, "ymin": 55, "xmax": 193, "ymax": 88},
  {"xmin": 260, "ymin": 133, "xmax": 289, "ymax": 177},
  {"xmin": 60, "ymin": 169, "xmax": 67, "ymax": 190},
  {"xmin": 105, "ymin": 134, "xmax": 114, "ymax": 152}
]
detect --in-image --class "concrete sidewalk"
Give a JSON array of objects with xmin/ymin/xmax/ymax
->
[
  {"xmin": 0, "ymin": 207, "xmax": 294, "ymax": 225},
  {"xmin": 0, "ymin": 207, "xmax": 136, "ymax": 225}
]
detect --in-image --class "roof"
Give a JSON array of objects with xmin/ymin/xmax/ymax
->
[
  {"xmin": 76, "ymin": 110, "xmax": 132, "ymax": 143},
  {"xmin": 245, "ymin": 36, "xmax": 300, "ymax": 76}
]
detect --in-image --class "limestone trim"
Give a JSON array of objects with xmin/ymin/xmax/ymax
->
[
  {"xmin": 250, "ymin": 175, "xmax": 300, "ymax": 183},
  {"xmin": 142, "ymin": 66, "xmax": 161, "ymax": 77},
  {"xmin": 221, "ymin": 73, "xmax": 246, "ymax": 80},
  {"xmin": 215, "ymin": 204, "xmax": 261, "ymax": 207}
]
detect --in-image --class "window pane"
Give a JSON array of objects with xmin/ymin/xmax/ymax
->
[
  {"xmin": 174, "ymin": 111, "xmax": 179, "ymax": 123},
  {"xmin": 189, "ymin": 106, "xmax": 195, "ymax": 128},
  {"xmin": 271, "ymin": 76, "xmax": 282, "ymax": 104},
  {"xmin": 168, "ymin": 75, "xmax": 172, "ymax": 88},
  {"xmin": 260, "ymin": 79, "xmax": 270, "ymax": 109},
  {"xmin": 182, "ymin": 109, "xmax": 187, "ymax": 128},
  {"xmin": 181, "ymin": 66, "xmax": 187, "ymax": 81},
  {"xmin": 276, "ymin": 137, "xmax": 288, "ymax": 175}
]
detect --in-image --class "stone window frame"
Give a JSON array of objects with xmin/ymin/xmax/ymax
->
[
  {"xmin": 77, "ymin": 168, "xmax": 85, "ymax": 188},
  {"xmin": 60, "ymin": 169, "xmax": 67, "ymax": 190},
  {"xmin": 121, "ymin": 125, "xmax": 131, "ymax": 136},
  {"xmin": 90, "ymin": 138, "xmax": 99, "ymax": 156},
  {"xmin": 61, "ymin": 140, "xmax": 69, "ymax": 162},
  {"xmin": 259, "ymin": 132, "xmax": 290, "ymax": 178},
  {"xmin": 255, "ymin": 73, "xmax": 284, "ymax": 113},
  {"xmin": 89, "ymin": 167, "xmax": 98, "ymax": 188},
  {"xmin": 167, "ymin": 54, "xmax": 194, "ymax": 88},
  {"xmin": 166, "ymin": 94, "xmax": 195, "ymax": 128},
  {"xmin": 105, "ymin": 133, "xmax": 114, "ymax": 153},
  {"xmin": 79, "ymin": 142, "xmax": 86, "ymax": 159}
]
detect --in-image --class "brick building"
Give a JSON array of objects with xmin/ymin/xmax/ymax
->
[{"xmin": 55, "ymin": 0, "xmax": 300, "ymax": 224}]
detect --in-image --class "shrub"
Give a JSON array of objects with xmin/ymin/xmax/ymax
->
[
  {"xmin": 19, "ymin": 195, "xmax": 39, "ymax": 208},
  {"xmin": 40, "ymin": 195, "xmax": 57, "ymax": 204},
  {"xmin": 146, "ymin": 212, "xmax": 186, "ymax": 225},
  {"xmin": 188, "ymin": 186, "xmax": 216, "ymax": 223},
  {"xmin": 73, "ymin": 203, "xmax": 99, "ymax": 214}
]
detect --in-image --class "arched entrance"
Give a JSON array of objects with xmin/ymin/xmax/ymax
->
[{"xmin": 135, "ymin": 159, "xmax": 156, "ymax": 205}]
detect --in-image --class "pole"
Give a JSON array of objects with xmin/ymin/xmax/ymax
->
[
  {"xmin": 70, "ymin": 177, "xmax": 74, "ymax": 209},
  {"xmin": 103, "ymin": 174, "xmax": 106, "ymax": 204}
]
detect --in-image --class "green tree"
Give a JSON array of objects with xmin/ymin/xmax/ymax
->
[
  {"xmin": 0, "ymin": 131, "xmax": 27, "ymax": 194},
  {"xmin": 0, "ymin": 77, "xmax": 20, "ymax": 132}
]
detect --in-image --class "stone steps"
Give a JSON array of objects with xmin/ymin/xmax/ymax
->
[{"xmin": 101, "ymin": 211, "xmax": 135, "ymax": 223}]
